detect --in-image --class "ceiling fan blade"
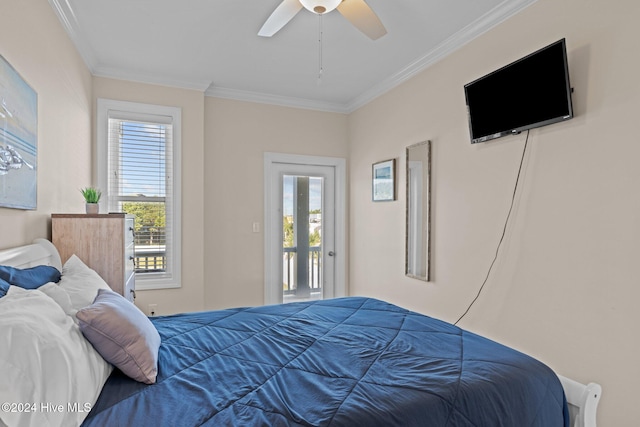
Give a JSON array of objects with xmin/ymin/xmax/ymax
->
[
  {"xmin": 337, "ymin": 0, "xmax": 387, "ymax": 40},
  {"xmin": 258, "ymin": 0, "xmax": 303, "ymax": 37}
]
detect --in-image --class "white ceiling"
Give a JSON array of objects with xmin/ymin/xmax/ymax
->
[{"xmin": 49, "ymin": 0, "xmax": 536, "ymax": 113}]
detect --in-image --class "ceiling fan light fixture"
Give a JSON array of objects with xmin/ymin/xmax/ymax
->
[{"xmin": 299, "ymin": 0, "xmax": 341, "ymax": 14}]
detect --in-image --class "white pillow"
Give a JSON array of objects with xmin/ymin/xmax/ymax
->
[
  {"xmin": 58, "ymin": 255, "xmax": 111, "ymax": 311},
  {"xmin": 0, "ymin": 286, "xmax": 112, "ymax": 427},
  {"xmin": 37, "ymin": 282, "xmax": 77, "ymax": 318}
]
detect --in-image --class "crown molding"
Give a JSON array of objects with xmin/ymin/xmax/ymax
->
[
  {"xmin": 50, "ymin": 0, "xmax": 537, "ymax": 114},
  {"xmin": 93, "ymin": 66, "xmax": 213, "ymax": 92},
  {"xmin": 50, "ymin": 0, "xmax": 212, "ymax": 92},
  {"xmin": 206, "ymin": 86, "xmax": 351, "ymax": 114},
  {"xmin": 48, "ymin": 0, "xmax": 98, "ymax": 72},
  {"xmin": 344, "ymin": 0, "xmax": 538, "ymax": 112},
  {"xmin": 209, "ymin": 0, "xmax": 537, "ymax": 113}
]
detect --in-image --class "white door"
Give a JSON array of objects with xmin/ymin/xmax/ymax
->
[{"xmin": 264, "ymin": 153, "xmax": 346, "ymax": 305}]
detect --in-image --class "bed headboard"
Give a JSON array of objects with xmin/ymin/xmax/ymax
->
[
  {"xmin": 557, "ymin": 374, "xmax": 602, "ymax": 427},
  {"xmin": 0, "ymin": 239, "xmax": 62, "ymax": 271}
]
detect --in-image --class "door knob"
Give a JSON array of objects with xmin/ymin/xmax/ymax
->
[{"xmin": 328, "ymin": 251, "xmax": 335, "ymax": 257}]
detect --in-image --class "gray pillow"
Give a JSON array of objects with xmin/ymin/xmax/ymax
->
[{"xmin": 76, "ymin": 289, "xmax": 161, "ymax": 384}]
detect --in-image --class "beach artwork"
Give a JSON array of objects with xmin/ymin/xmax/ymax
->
[
  {"xmin": 372, "ymin": 159, "xmax": 395, "ymax": 202},
  {"xmin": 0, "ymin": 55, "xmax": 37, "ymax": 209}
]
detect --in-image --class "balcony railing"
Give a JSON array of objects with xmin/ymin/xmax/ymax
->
[
  {"xmin": 134, "ymin": 246, "xmax": 322, "ymax": 294},
  {"xmin": 283, "ymin": 246, "xmax": 321, "ymax": 294},
  {"xmin": 134, "ymin": 246, "xmax": 166, "ymax": 273}
]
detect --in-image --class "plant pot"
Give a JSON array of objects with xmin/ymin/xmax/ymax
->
[{"xmin": 85, "ymin": 203, "xmax": 99, "ymax": 215}]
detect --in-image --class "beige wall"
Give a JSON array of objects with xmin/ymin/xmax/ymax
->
[
  {"xmin": 92, "ymin": 77, "xmax": 206, "ymax": 316},
  {"xmin": 203, "ymin": 97, "xmax": 348, "ymax": 309},
  {"xmin": 0, "ymin": 0, "xmax": 93, "ymax": 245},
  {"xmin": 348, "ymin": 0, "xmax": 639, "ymax": 425},
  {"xmin": 88, "ymin": 85, "xmax": 349, "ymax": 314}
]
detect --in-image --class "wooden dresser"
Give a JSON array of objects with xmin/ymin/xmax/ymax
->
[{"xmin": 52, "ymin": 213, "xmax": 136, "ymax": 302}]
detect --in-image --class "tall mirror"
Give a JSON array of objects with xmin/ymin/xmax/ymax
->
[{"xmin": 405, "ymin": 140, "xmax": 431, "ymax": 281}]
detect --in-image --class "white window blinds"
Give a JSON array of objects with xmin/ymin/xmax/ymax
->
[{"xmin": 98, "ymin": 99, "xmax": 181, "ymax": 289}]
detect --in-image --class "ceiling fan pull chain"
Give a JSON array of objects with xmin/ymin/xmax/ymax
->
[{"xmin": 317, "ymin": 13, "xmax": 323, "ymax": 85}]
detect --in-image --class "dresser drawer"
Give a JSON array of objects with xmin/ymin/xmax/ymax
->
[
  {"xmin": 125, "ymin": 217, "xmax": 135, "ymax": 247},
  {"xmin": 124, "ymin": 272, "xmax": 135, "ymax": 303}
]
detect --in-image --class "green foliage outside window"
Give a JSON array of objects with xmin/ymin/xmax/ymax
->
[
  {"xmin": 123, "ymin": 202, "xmax": 166, "ymax": 246},
  {"xmin": 283, "ymin": 216, "xmax": 321, "ymax": 248}
]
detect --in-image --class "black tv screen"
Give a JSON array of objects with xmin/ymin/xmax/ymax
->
[{"xmin": 464, "ymin": 39, "xmax": 573, "ymax": 144}]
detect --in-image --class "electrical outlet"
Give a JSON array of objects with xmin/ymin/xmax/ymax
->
[{"xmin": 148, "ymin": 304, "xmax": 158, "ymax": 316}]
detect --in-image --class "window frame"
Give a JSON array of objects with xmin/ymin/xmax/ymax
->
[{"xmin": 97, "ymin": 98, "xmax": 182, "ymax": 290}]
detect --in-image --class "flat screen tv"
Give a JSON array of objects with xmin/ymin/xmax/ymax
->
[{"xmin": 464, "ymin": 39, "xmax": 573, "ymax": 144}]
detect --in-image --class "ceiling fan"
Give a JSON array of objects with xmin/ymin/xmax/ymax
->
[{"xmin": 258, "ymin": 0, "xmax": 387, "ymax": 40}]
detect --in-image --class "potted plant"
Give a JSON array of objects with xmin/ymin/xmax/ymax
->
[{"xmin": 80, "ymin": 187, "xmax": 102, "ymax": 214}]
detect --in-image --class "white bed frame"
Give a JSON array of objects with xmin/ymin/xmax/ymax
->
[
  {"xmin": 0, "ymin": 240, "xmax": 602, "ymax": 427},
  {"xmin": 557, "ymin": 375, "xmax": 602, "ymax": 427},
  {"xmin": 0, "ymin": 239, "xmax": 62, "ymax": 270}
]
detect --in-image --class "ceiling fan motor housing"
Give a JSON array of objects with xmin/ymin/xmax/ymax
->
[
  {"xmin": 259, "ymin": 0, "xmax": 386, "ymax": 41},
  {"xmin": 300, "ymin": 0, "xmax": 342, "ymax": 14}
]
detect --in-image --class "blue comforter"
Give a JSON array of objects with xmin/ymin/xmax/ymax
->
[{"xmin": 82, "ymin": 297, "xmax": 568, "ymax": 426}]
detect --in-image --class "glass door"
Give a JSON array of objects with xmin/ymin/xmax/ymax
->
[
  {"xmin": 282, "ymin": 175, "xmax": 324, "ymax": 302},
  {"xmin": 265, "ymin": 160, "xmax": 336, "ymax": 305}
]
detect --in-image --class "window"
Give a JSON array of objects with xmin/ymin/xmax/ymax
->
[{"xmin": 97, "ymin": 99, "xmax": 181, "ymax": 290}]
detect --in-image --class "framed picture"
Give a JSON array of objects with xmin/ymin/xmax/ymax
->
[
  {"xmin": 0, "ymin": 54, "xmax": 37, "ymax": 210},
  {"xmin": 372, "ymin": 158, "xmax": 396, "ymax": 202}
]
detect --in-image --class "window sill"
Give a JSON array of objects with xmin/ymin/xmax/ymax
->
[{"xmin": 135, "ymin": 277, "xmax": 181, "ymax": 291}]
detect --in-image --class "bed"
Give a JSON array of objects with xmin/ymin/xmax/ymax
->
[{"xmin": 0, "ymin": 239, "xmax": 601, "ymax": 427}]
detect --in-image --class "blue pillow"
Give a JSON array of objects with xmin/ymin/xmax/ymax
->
[
  {"xmin": 0, "ymin": 278, "xmax": 9, "ymax": 298},
  {"xmin": 0, "ymin": 265, "xmax": 61, "ymax": 290}
]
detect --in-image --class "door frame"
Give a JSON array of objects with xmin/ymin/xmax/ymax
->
[{"xmin": 264, "ymin": 152, "xmax": 346, "ymax": 305}]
